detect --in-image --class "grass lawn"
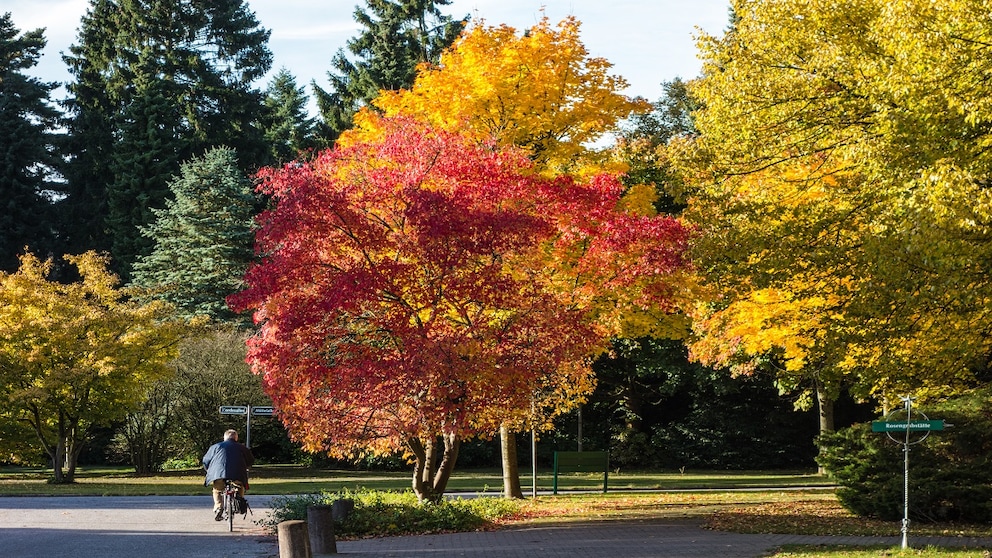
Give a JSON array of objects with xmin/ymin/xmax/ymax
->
[
  {"xmin": 768, "ymin": 547, "xmax": 992, "ymax": 557},
  {"xmin": 0, "ymin": 464, "xmax": 827, "ymax": 496}
]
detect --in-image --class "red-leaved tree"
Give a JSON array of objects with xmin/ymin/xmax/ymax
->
[{"xmin": 230, "ymin": 117, "xmax": 689, "ymax": 501}]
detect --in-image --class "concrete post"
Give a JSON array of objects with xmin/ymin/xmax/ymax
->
[
  {"xmin": 307, "ymin": 505, "xmax": 337, "ymax": 555},
  {"xmin": 332, "ymin": 498, "xmax": 354, "ymax": 523},
  {"xmin": 277, "ymin": 520, "xmax": 311, "ymax": 558}
]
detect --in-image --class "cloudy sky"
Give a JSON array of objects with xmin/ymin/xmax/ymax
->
[{"xmin": 9, "ymin": 0, "xmax": 730, "ymax": 106}]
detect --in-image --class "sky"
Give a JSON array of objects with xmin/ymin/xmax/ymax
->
[{"xmin": 8, "ymin": 0, "xmax": 731, "ymax": 108}]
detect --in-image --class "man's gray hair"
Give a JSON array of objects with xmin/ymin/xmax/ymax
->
[{"xmin": 224, "ymin": 429, "xmax": 238, "ymax": 441}]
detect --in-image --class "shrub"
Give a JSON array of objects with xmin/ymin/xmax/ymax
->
[
  {"xmin": 161, "ymin": 456, "xmax": 201, "ymax": 471},
  {"xmin": 260, "ymin": 488, "xmax": 520, "ymax": 537},
  {"xmin": 263, "ymin": 492, "xmax": 328, "ymax": 528},
  {"xmin": 817, "ymin": 389, "xmax": 992, "ymax": 523}
]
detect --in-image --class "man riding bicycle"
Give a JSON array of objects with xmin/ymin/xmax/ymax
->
[{"xmin": 202, "ymin": 429, "xmax": 254, "ymax": 521}]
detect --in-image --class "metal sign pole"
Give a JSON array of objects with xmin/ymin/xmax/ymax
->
[
  {"xmin": 901, "ymin": 397, "xmax": 912, "ymax": 550},
  {"xmin": 246, "ymin": 404, "xmax": 252, "ymax": 449},
  {"xmin": 577, "ymin": 404, "xmax": 583, "ymax": 452},
  {"xmin": 870, "ymin": 395, "xmax": 942, "ymax": 551}
]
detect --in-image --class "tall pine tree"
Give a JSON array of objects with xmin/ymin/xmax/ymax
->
[
  {"xmin": 61, "ymin": 0, "xmax": 272, "ymax": 277},
  {"xmin": 313, "ymin": 0, "xmax": 466, "ymax": 144},
  {"xmin": 263, "ymin": 68, "xmax": 316, "ymax": 164},
  {"xmin": 131, "ymin": 146, "xmax": 256, "ymax": 323},
  {"xmin": 107, "ymin": 56, "xmax": 186, "ymax": 270},
  {"xmin": 0, "ymin": 13, "xmax": 62, "ymax": 271},
  {"xmin": 59, "ymin": 0, "xmax": 116, "ymax": 258}
]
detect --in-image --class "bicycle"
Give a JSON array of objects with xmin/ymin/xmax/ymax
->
[{"xmin": 221, "ymin": 480, "xmax": 243, "ymax": 532}]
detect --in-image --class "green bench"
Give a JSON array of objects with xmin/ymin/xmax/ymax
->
[{"xmin": 552, "ymin": 451, "xmax": 609, "ymax": 494}]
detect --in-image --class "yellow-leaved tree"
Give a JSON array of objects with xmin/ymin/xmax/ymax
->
[
  {"xmin": 683, "ymin": 159, "xmax": 871, "ymax": 438},
  {"xmin": 0, "ymin": 252, "xmax": 186, "ymax": 482},
  {"xmin": 348, "ymin": 16, "xmax": 650, "ymax": 177},
  {"xmin": 677, "ymin": 0, "xmax": 992, "ymax": 441}
]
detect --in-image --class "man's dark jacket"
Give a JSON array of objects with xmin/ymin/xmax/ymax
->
[{"xmin": 202, "ymin": 440, "xmax": 254, "ymax": 487}]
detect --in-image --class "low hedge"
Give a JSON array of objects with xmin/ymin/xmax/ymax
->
[{"xmin": 261, "ymin": 488, "xmax": 521, "ymax": 537}]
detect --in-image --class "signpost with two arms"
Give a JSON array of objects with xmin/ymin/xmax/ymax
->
[{"xmin": 219, "ymin": 405, "xmax": 275, "ymax": 448}]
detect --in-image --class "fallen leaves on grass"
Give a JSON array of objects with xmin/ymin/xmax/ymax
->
[
  {"xmin": 509, "ymin": 491, "xmax": 803, "ymax": 525},
  {"xmin": 706, "ymin": 498, "xmax": 890, "ymax": 536},
  {"xmin": 706, "ymin": 499, "xmax": 992, "ymax": 539}
]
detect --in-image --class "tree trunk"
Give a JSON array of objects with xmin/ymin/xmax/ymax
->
[
  {"xmin": 24, "ymin": 406, "xmax": 77, "ymax": 484},
  {"xmin": 53, "ymin": 414, "xmax": 70, "ymax": 483},
  {"xmin": 62, "ymin": 416, "xmax": 86, "ymax": 483},
  {"xmin": 499, "ymin": 425, "xmax": 523, "ymax": 499},
  {"xmin": 51, "ymin": 439, "xmax": 66, "ymax": 484},
  {"xmin": 65, "ymin": 441, "xmax": 83, "ymax": 483},
  {"xmin": 622, "ymin": 386, "xmax": 645, "ymax": 434},
  {"xmin": 817, "ymin": 389, "xmax": 835, "ymax": 434},
  {"xmin": 431, "ymin": 433, "xmax": 459, "ymax": 497},
  {"xmin": 409, "ymin": 434, "xmax": 460, "ymax": 503},
  {"xmin": 410, "ymin": 437, "xmax": 429, "ymax": 499},
  {"xmin": 815, "ymin": 380, "xmax": 835, "ymax": 474}
]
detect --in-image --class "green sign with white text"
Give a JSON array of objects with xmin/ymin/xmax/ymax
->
[{"xmin": 871, "ymin": 420, "xmax": 944, "ymax": 432}]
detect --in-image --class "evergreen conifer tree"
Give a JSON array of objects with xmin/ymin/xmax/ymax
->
[
  {"xmin": 61, "ymin": 0, "xmax": 272, "ymax": 277},
  {"xmin": 107, "ymin": 61, "xmax": 186, "ymax": 270},
  {"xmin": 131, "ymin": 147, "xmax": 256, "ymax": 323},
  {"xmin": 59, "ymin": 0, "xmax": 116, "ymax": 258},
  {"xmin": 0, "ymin": 13, "xmax": 62, "ymax": 271},
  {"xmin": 313, "ymin": 0, "xmax": 466, "ymax": 143},
  {"xmin": 263, "ymin": 69, "xmax": 316, "ymax": 164}
]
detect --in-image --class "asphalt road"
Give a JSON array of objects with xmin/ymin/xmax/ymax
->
[
  {"xmin": 2, "ymin": 495, "xmax": 991, "ymax": 558},
  {"xmin": 0, "ymin": 495, "xmax": 279, "ymax": 558}
]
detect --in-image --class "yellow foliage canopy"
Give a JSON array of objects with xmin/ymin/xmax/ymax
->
[
  {"xmin": 0, "ymin": 252, "xmax": 185, "ymax": 477},
  {"xmin": 346, "ymin": 16, "xmax": 650, "ymax": 176},
  {"xmin": 680, "ymin": 0, "xmax": 992, "ymax": 405}
]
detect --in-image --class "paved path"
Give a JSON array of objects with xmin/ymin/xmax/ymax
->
[
  {"xmin": 0, "ymin": 495, "xmax": 278, "ymax": 558},
  {"xmin": 2, "ymin": 496, "xmax": 991, "ymax": 557}
]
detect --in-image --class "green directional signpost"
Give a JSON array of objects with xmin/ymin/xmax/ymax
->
[{"xmin": 873, "ymin": 397, "xmax": 945, "ymax": 550}]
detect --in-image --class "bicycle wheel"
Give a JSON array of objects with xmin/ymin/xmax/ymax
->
[{"xmin": 225, "ymin": 487, "xmax": 234, "ymax": 532}]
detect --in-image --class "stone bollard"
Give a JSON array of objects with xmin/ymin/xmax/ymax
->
[
  {"xmin": 332, "ymin": 498, "xmax": 354, "ymax": 523},
  {"xmin": 277, "ymin": 520, "xmax": 311, "ymax": 558},
  {"xmin": 307, "ymin": 505, "xmax": 337, "ymax": 555}
]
